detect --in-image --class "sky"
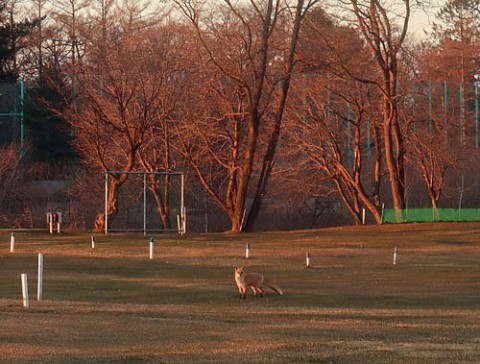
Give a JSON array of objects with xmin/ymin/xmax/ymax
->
[{"xmin": 408, "ymin": 1, "xmax": 445, "ymax": 40}]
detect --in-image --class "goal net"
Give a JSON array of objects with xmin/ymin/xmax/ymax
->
[{"xmin": 104, "ymin": 171, "xmax": 184, "ymax": 234}]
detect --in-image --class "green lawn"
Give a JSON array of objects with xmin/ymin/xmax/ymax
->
[{"xmin": 1, "ymin": 222, "xmax": 480, "ymax": 363}]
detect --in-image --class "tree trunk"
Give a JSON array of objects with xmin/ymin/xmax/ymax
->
[
  {"xmin": 383, "ymin": 96, "xmax": 405, "ymax": 221},
  {"xmin": 94, "ymin": 173, "xmax": 128, "ymax": 232},
  {"xmin": 244, "ymin": 0, "xmax": 306, "ymax": 231},
  {"xmin": 148, "ymin": 174, "xmax": 171, "ymax": 230}
]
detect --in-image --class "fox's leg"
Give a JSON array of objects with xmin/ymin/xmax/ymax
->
[{"xmin": 251, "ymin": 286, "xmax": 264, "ymax": 298}]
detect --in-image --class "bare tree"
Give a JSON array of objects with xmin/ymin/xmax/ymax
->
[
  {"xmin": 412, "ymin": 0, "xmax": 480, "ymax": 210},
  {"xmin": 283, "ymin": 10, "xmax": 386, "ymax": 225},
  {"xmin": 174, "ymin": 0, "xmax": 317, "ymax": 232},
  {"xmin": 135, "ymin": 24, "xmax": 191, "ymax": 230},
  {"xmin": 287, "ymin": 75, "xmax": 384, "ymax": 224},
  {"xmin": 26, "ymin": 0, "xmax": 48, "ymax": 78},
  {"xmin": 348, "ymin": 0, "xmax": 412, "ymax": 220},
  {"xmin": 49, "ymin": 6, "xmax": 169, "ymax": 231},
  {"xmin": 431, "ymin": 0, "xmax": 480, "ymax": 145},
  {"xmin": 49, "ymin": 0, "xmax": 89, "ymax": 70},
  {"xmin": 406, "ymin": 127, "xmax": 459, "ymax": 209}
]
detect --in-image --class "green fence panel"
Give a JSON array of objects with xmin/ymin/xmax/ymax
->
[{"xmin": 382, "ymin": 208, "xmax": 480, "ymax": 223}]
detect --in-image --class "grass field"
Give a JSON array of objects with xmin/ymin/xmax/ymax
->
[{"xmin": 1, "ymin": 222, "xmax": 480, "ymax": 363}]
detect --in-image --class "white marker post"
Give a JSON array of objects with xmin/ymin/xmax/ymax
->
[
  {"xmin": 48, "ymin": 212, "xmax": 62, "ymax": 234},
  {"xmin": 149, "ymin": 237, "xmax": 154, "ymax": 260},
  {"xmin": 21, "ymin": 273, "xmax": 29, "ymax": 308},
  {"xmin": 37, "ymin": 253, "xmax": 44, "ymax": 301},
  {"xmin": 182, "ymin": 207, "xmax": 187, "ymax": 235},
  {"xmin": 91, "ymin": 236, "xmax": 96, "ymax": 249},
  {"xmin": 10, "ymin": 232, "xmax": 15, "ymax": 253},
  {"xmin": 245, "ymin": 242, "xmax": 250, "ymax": 259},
  {"xmin": 393, "ymin": 246, "xmax": 398, "ymax": 265},
  {"xmin": 48, "ymin": 213, "xmax": 53, "ymax": 234},
  {"xmin": 176, "ymin": 215, "xmax": 181, "ymax": 234},
  {"xmin": 362, "ymin": 208, "xmax": 366, "ymax": 225},
  {"xmin": 306, "ymin": 251, "xmax": 311, "ymax": 268}
]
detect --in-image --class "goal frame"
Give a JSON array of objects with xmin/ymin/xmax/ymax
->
[{"xmin": 104, "ymin": 171, "xmax": 184, "ymax": 235}]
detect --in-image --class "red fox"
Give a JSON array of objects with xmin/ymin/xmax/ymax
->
[{"xmin": 234, "ymin": 266, "xmax": 283, "ymax": 299}]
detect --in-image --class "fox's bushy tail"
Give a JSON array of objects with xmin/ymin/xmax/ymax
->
[{"xmin": 264, "ymin": 278, "xmax": 283, "ymax": 295}]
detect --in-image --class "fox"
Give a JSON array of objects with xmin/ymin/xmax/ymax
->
[{"xmin": 234, "ymin": 266, "xmax": 283, "ymax": 299}]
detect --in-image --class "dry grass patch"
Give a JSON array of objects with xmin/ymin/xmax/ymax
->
[{"xmin": 1, "ymin": 223, "xmax": 480, "ymax": 363}]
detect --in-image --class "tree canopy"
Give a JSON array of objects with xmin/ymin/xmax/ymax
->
[{"xmin": 2, "ymin": 0, "xmax": 480, "ymax": 231}]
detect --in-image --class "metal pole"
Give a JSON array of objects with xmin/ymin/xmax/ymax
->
[
  {"xmin": 10, "ymin": 232, "xmax": 15, "ymax": 253},
  {"xmin": 37, "ymin": 253, "xmax": 44, "ymax": 301},
  {"xmin": 412, "ymin": 83, "xmax": 416, "ymax": 129},
  {"xmin": 347, "ymin": 101, "xmax": 351, "ymax": 154},
  {"xmin": 444, "ymin": 80, "xmax": 448, "ymax": 144},
  {"xmin": 476, "ymin": 82, "xmax": 479, "ymax": 148},
  {"xmin": 459, "ymin": 82, "xmax": 464, "ymax": 145},
  {"xmin": 429, "ymin": 80, "xmax": 433, "ymax": 136},
  {"xmin": 183, "ymin": 207, "xmax": 187, "ymax": 234},
  {"xmin": 104, "ymin": 173, "xmax": 108, "ymax": 235},
  {"xmin": 204, "ymin": 196, "xmax": 208, "ymax": 233},
  {"xmin": 149, "ymin": 237, "xmax": 154, "ymax": 260},
  {"xmin": 21, "ymin": 273, "xmax": 29, "ymax": 308},
  {"xmin": 20, "ymin": 79, "xmax": 25, "ymax": 157},
  {"xmin": 143, "ymin": 172, "xmax": 147, "ymax": 237},
  {"xmin": 180, "ymin": 173, "xmax": 184, "ymax": 225}
]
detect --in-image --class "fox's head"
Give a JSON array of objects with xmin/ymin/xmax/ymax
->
[{"xmin": 234, "ymin": 266, "xmax": 245, "ymax": 278}]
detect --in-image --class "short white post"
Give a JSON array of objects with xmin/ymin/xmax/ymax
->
[
  {"xmin": 306, "ymin": 251, "xmax": 311, "ymax": 268},
  {"xmin": 149, "ymin": 237, "xmax": 154, "ymax": 260},
  {"xmin": 48, "ymin": 213, "xmax": 53, "ymax": 235},
  {"xmin": 245, "ymin": 242, "xmax": 250, "ymax": 259},
  {"xmin": 37, "ymin": 253, "xmax": 44, "ymax": 301},
  {"xmin": 57, "ymin": 222, "xmax": 61, "ymax": 234},
  {"xmin": 362, "ymin": 208, "xmax": 366, "ymax": 225},
  {"xmin": 393, "ymin": 246, "xmax": 398, "ymax": 265},
  {"xmin": 177, "ymin": 215, "xmax": 181, "ymax": 233},
  {"xmin": 21, "ymin": 273, "xmax": 29, "ymax": 308},
  {"xmin": 10, "ymin": 232, "xmax": 15, "ymax": 253},
  {"xmin": 91, "ymin": 236, "xmax": 96, "ymax": 249},
  {"xmin": 182, "ymin": 207, "xmax": 187, "ymax": 234}
]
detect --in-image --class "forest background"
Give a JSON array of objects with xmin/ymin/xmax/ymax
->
[{"xmin": 1, "ymin": 0, "xmax": 480, "ymax": 233}]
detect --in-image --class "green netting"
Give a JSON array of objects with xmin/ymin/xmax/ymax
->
[
  {"xmin": 0, "ymin": 81, "xmax": 23, "ymax": 145},
  {"xmin": 382, "ymin": 208, "xmax": 480, "ymax": 223}
]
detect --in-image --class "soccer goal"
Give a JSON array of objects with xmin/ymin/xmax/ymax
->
[{"xmin": 104, "ymin": 171, "xmax": 185, "ymax": 235}]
